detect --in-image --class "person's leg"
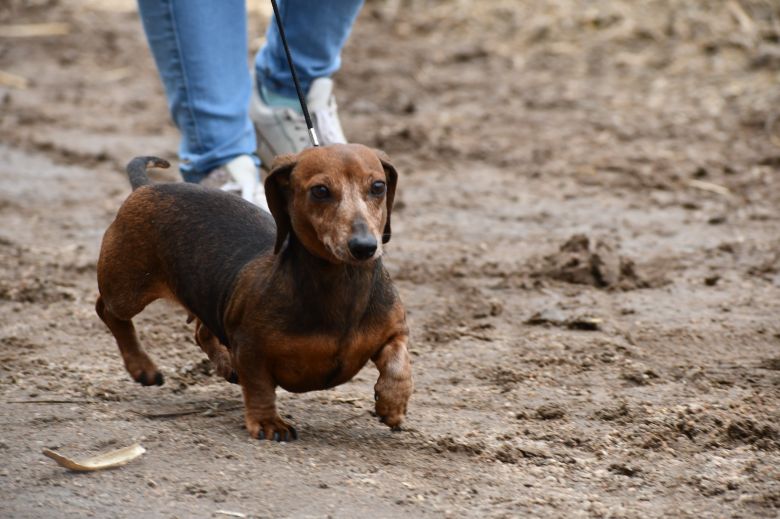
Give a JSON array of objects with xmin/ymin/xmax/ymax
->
[
  {"xmin": 255, "ymin": 0, "xmax": 364, "ymax": 99},
  {"xmin": 250, "ymin": 0, "xmax": 363, "ymax": 164},
  {"xmin": 137, "ymin": 0, "xmax": 256, "ymax": 183}
]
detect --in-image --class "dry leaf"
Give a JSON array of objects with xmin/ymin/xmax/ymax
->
[{"xmin": 42, "ymin": 444, "xmax": 145, "ymax": 472}]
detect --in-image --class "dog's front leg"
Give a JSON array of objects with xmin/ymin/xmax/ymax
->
[
  {"xmin": 236, "ymin": 353, "xmax": 297, "ymax": 441},
  {"xmin": 372, "ymin": 332, "xmax": 413, "ymax": 429}
]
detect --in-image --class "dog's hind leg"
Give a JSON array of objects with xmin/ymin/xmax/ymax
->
[
  {"xmin": 194, "ymin": 320, "xmax": 238, "ymax": 384},
  {"xmin": 96, "ymin": 295, "xmax": 164, "ymax": 386}
]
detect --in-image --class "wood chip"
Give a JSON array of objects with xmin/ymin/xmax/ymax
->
[
  {"xmin": 0, "ymin": 70, "xmax": 29, "ymax": 90},
  {"xmin": 98, "ymin": 67, "xmax": 132, "ymax": 83},
  {"xmin": 215, "ymin": 511, "xmax": 247, "ymax": 518},
  {"xmin": 7, "ymin": 399, "xmax": 95, "ymax": 404},
  {"xmin": 686, "ymin": 179, "xmax": 733, "ymax": 198},
  {"xmin": 566, "ymin": 316, "xmax": 603, "ymax": 331},
  {"xmin": 83, "ymin": 0, "xmax": 137, "ymax": 12},
  {"xmin": 42, "ymin": 444, "xmax": 145, "ymax": 472},
  {"xmin": 0, "ymin": 23, "xmax": 71, "ymax": 38}
]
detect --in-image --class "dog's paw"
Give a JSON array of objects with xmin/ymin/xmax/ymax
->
[
  {"xmin": 133, "ymin": 369, "xmax": 164, "ymax": 387},
  {"xmin": 124, "ymin": 355, "xmax": 164, "ymax": 386},
  {"xmin": 374, "ymin": 376, "xmax": 412, "ymax": 429},
  {"xmin": 246, "ymin": 416, "xmax": 298, "ymax": 442}
]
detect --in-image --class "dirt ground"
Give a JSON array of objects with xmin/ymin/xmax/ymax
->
[{"xmin": 1, "ymin": 0, "xmax": 779, "ymax": 517}]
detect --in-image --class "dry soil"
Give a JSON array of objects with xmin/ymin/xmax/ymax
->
[{"xmin": 1, "ymin": 1, "xmax": 779, "ymax": 518}]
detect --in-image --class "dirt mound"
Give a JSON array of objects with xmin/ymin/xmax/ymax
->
[{"xmin": 537, "ymin": 234, "xmax": 659, "ymax": 290}]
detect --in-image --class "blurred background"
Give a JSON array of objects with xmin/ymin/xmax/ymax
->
[{"xmin": 1, "ymin": 1, "xmax": 779, "ymax": 517}]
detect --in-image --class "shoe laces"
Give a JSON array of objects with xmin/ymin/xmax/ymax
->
[{"xmin": 281, "ymin": 108, "xmax": 310, "ymax": 146}]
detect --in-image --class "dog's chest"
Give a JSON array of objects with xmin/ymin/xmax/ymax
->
[{"xmin": 264, "ymin": 325, "xmax": 389, "ymax": 392}]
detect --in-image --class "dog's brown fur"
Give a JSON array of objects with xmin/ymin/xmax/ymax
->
[{"xmin": 96, "ymin": 144, "xmax": 413, "ymax": 441}]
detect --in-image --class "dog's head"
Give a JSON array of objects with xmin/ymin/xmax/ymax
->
[{"xmin": 264, "ymin": 143, "xmax": 398, "ymax": 264}]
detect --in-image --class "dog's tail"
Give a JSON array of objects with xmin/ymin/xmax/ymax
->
[{"xmin": 126, "ymin": 156, "xmax": 170, "ymax": 191}]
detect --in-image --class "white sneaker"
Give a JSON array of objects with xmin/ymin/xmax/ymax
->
[
  {"xmin": 200, "ymin": 154, "xmax": 270, "ymax": 212},
  {"xmin": 250, "ymin": 75, "xmax": 347, "ymax": 166}
]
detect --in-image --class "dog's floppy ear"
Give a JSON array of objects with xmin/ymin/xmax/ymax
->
[
  {"xmin": 375, "ymin": 150, "xmax": 398, "ymax": 244},
  {"xmin": 265, "ymin": 154, "xmax": 296, "ymax": 254}
]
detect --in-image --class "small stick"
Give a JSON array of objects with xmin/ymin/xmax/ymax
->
[
  {"xmin": 130, "ymin": 403, "xmax": 242, "ymax": 419},
  {"xmin": 6, "ymin": 399, "xmax": 96, "ymax": 404},
  {"xmin": 341, "ymin": 412, "xmax": 368, "ymax": 424},
  {"xmin": 727, "ymin": 1, "xmax": 756, "ymax": 34}
]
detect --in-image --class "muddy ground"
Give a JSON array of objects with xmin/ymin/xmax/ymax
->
[{"xmin": 1, "ymin": 0, "xmax": 779, "ymax": 517}]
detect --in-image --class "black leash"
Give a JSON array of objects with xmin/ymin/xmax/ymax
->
[{"xmin": 270, "ymin": 0, "xmax": 320, "ymax": 147}]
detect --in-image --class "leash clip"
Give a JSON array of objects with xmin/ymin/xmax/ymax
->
[{"xmin": 308, "ymin": 128, "xmax": 320, "ymax": 147}]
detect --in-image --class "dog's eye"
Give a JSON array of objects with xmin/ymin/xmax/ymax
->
[
  {"xmin": 370, "ymin": 181, "xmax": 386, "ymax": 196},
  {"xmin": 310, "ymin": 185, "xmax": 330, "ymax": 200}
]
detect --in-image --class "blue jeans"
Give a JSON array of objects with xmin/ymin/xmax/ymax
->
[{"xmin": 137, "ymin": 0, "xmax": 363, "ymax": 182}]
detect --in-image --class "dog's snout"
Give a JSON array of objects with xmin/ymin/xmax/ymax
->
[{"xmin": 348, "ymin": 235, "xmax": 377, "ymax": 260}]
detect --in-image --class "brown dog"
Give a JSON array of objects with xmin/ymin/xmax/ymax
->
[{"xmin": 96, "ymin": 144, "xmax": 413, "ymax": 441}]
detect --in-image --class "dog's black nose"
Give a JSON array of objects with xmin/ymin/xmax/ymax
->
[{"xmin": 348, "ymin": 236, "xmax": 377, "ymax": 260}]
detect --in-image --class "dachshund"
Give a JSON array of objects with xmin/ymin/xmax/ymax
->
[{"xmin": 95, "ymin": 144, "xmax": 413, "ymax": 441}]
